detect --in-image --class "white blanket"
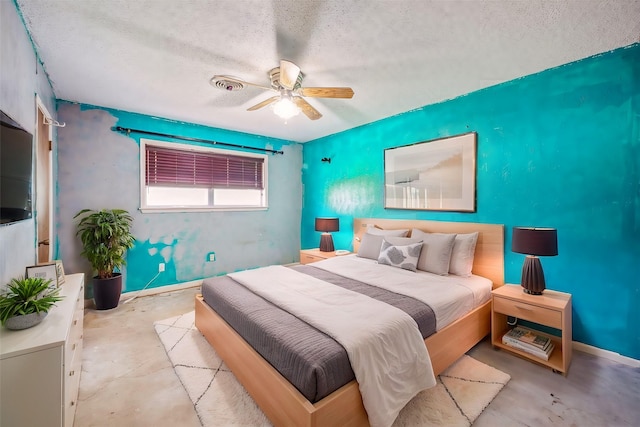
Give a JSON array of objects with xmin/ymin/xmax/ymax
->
[
  {"xmin": 312, "ymin": 255, "xmax": 491, "ymax": 330},
  {"xmin": 228, "ymin": 265, "xmax": 436, "ymax": 427}
]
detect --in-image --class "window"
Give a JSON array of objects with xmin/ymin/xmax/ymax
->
[{"xmin": 140, "ymin": 139, "xmax": 267, "ymax": 212}]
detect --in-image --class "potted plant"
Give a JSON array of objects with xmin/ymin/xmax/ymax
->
[
  {"xmin": 0, "ymin": 277, "xmax": 63, "ymax": 330},
  {"xmin": 74, "ymin": 208, "xmax": 135, "ymax": 310}
]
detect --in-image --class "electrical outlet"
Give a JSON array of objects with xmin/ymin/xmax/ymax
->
[
  {"xmin": 158, "ymin": 263, "xmax": 165, "ymax": 272},
  {"xmin": 207, "ymin": 252, "xmax": 216, "ymax": 262}
]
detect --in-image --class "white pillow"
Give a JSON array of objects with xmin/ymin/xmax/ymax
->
[
  {"xmin": 449, "ymin": 232, "xmax": 479, "ymax": 277},
  {"xmin": 356, "ymin": 228, "xmax": 410, "ymax": 260},
  {"xmin": 410, "ymin": 229, "xmax": 456, "ymax": 275},
  {"xmin": 377, "ymin": 240, "xmax": 423, "ymax": 272}
]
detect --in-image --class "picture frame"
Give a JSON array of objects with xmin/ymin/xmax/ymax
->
[
  {"xmin": 54, "ymin": 260, "xmax": 66, "ymax": 287},
  {"xmin": 384, "ymin": 132, "xmax": 477, "ymax": 212},
  {"xmin": 25, "ymin": 263, "xmax": 58, "ymax": 289}
]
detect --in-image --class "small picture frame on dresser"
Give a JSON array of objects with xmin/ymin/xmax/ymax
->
[
  {"xmin": 54, "ymin": 260, "xmax": 66, "ymax": 287},
  {"xmin": 25, "ymin": 262, "xmax": 58, "ymax": 289}
]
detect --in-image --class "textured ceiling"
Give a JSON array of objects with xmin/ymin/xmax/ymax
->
[{"xmin": 16, "ymin": 0, "xmax": 640, "ymax": 143}]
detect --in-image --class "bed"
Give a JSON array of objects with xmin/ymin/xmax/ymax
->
[{"xmin": 195, "ymin": 218, "xmax": 504, "ymax": 426}]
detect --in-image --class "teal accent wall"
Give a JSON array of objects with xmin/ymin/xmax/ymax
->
[
  {"xmin": 302, "ymin": 44, "xmax": 640, "ymax": 359},
  {"xmin": 56, "ymin": 102, "xmax": 302, "ymax": 296}
]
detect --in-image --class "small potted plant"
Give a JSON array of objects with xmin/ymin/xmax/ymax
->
[
  {"xmin": 74, "ymin": 208, "xmax": 135, "ymax": 310},
  {"xmin": 0, "ymin": 277, "xmax": 63, "ymax": 330}
]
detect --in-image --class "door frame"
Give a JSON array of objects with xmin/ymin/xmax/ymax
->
[{"xmin": 35, "ymin": 95, "xmax": 54, "ymax": 263}]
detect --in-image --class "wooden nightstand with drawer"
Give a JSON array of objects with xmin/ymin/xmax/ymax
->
[
  {"xmin": 491, "ymin": 284, "xmax": 572, "ymax": 375},
  {"xmin": 300, "ymin": 249, "xmax": 350, "ymax": 264}
]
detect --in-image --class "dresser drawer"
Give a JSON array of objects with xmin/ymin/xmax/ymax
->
[
  {"xmin": 65, "ymin": 301, "xmax": 84, "ymax": 367},
  {"xmin": 64, "ymin": 339, "xmax": 82, "ymax": 427},
  {"xmin": 64, "ymin": 287, "xmax": 84, "ymax": 427},
  {"xmin": 493, "ymin": 297, "xmax": 562, "ymax": 329}
]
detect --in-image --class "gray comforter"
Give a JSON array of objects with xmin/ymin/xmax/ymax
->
[{"xmin": 200, "ymin": 264, "xmax": 436, "ymax": 403}]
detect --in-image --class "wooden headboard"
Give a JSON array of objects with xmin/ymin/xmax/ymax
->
[{"xmin": 353, "ymin": 218, "xmax": 505, "ymax": 287}]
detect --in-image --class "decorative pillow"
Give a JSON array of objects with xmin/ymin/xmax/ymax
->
[
  {"xmin": 449, "ymin": 232, "xmax": 479, "ymax": 277},
  {"xmin": 357, "ymin": 233, "xmax": 385, "ymax": 260},
  {"xmin": 384, "ymin": 236, "xmax": 423, "ymax": 246},
  {"xmin": 377, "ymin": 240, "xmax": 423, "ymax": 272},
  {"xmin": 356, "ymin": 228, "xmax": 410, "ymax": 260},
  {"xmin": 410, "ymin": 229, "xmax": 457, "ymax": 275},
  {"xmin": 365, "ymin": 227, "xmax": 409, "ymax": 237}
]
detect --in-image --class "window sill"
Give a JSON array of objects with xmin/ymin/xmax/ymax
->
[{"xmin": 139, "ymin": 206, "xmax": 268, "ymax": 213}]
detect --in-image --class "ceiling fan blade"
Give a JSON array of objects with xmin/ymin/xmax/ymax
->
[
  {"xmin": 247, "ymin": 96, "xmax": 280, "ymax": 111},
  {"xmin": 279, "ymin": 60, "xmax": 301, "ymax": 90},
  {"xmin": 293, "ymin": 97, "xmax": 322, "ymax": 120},
  {"xmin": 299, "ymin": 87, "xmax": 354, "ymax": 99},
  {"xmin": 210, "ymin": 75, "xmax": 272, "ymax": 91}
]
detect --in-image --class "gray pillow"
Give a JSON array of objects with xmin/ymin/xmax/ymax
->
[
  {"xmin": 449, "ymin": 232, "xmax": 479, "ymax": 277},
  {"xmin": 384, "ymin": 236, "xmax": 423, "ymax": 246},
  {"xmin": 365, "ymin": 227, "xmax": 409, "ymax": 237},
  {"xmin": 410, "ymin": 229, "xmax": 457, "ymax": 275},
  {"xmin": 356, "ymin": 228, "xmax": 410, "ymax": 260},
  {"xmin": 377, "ymin": 240, "xmax": 423, "ymax": 272},
  {"xmin": 357, "ymin": 233, "xmax": 385, "ymax": 260}
]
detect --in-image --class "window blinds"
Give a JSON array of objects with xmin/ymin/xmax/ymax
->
[{"xmin": 145, "ymin": 145, "xmax": 264, "ymax": 189}]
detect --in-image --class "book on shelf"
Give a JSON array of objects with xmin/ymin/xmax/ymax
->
[
  {"xmin": 502, "ymin": 326, "xmax": 555, "ymax": 361},
  {"xmin": 503, "ymin": 326, "xmax": 552, "ymax": 351},
  {"xmin": 502, "ymin": 336, "xmax": 555, "ymax": 360}
]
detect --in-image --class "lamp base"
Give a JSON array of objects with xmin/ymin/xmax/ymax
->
[
  {"xmin": 319, "ymin": 233, "xmax": 335, "ymax": 252},
  {"xmin": 521, "ymin": 256, "xmax": 546, "ymax": 295}
]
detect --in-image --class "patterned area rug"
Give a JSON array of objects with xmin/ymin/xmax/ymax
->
[{"xmin": 154, "ymin": 311, "xmax": 510, "ymax": 426}]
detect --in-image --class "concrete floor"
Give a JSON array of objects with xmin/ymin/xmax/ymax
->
[{"xmin": 75, "ymin": 287, "xmax": 640, "ymax": 427}]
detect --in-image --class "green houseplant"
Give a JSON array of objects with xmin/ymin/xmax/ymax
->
[
  {"xmin": 74, "ymin": 209, "xmax": 135, "ymax": 310},
  {"xmin": 0, "ymin": 277, "xmax": 63, "ymax": 330}
]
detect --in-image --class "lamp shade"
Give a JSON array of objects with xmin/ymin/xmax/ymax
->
[
  {"xmin": 315, "ymin": 218, "xmax": 339, "ymax": 233},
  {"xmin": 512, "ymin": 227, "xmax": 558, "ymax": 295},
  {"xmin": 512, "ymin": 227, "xmax": 558, "ymax": 256},
  {"xmin": 315, "ymin": 218, "xmax": 339, "ymax": 252}
]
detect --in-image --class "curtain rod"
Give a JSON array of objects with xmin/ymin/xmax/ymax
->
[{"xmin": 112, "ymin": 126, "xmax": 284, "ymax": 155}]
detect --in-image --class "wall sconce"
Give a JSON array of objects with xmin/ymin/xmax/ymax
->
[
  {"xmin": 512, "ymin": 227, "xmax": 558, "ymax": 295},
  {"xmin": 315, "ymin": 217, "xmax": 339, "ymax": 252}
]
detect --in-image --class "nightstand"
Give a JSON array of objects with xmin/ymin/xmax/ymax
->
[
  {"xmin": 299, "ymin": 248, "xmax": 349, "ymax": 265},
  {"xmin": 491, "ymin": 284, "xmax": 572, "ymax": 375}
]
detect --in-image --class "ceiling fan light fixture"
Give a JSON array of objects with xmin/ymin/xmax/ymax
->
[
  {"xmin": 272, "ymin": 96, "xmax": 300, "ymax": 120},
  {"xmin": 225, "ymin": 60, "xmax": 351, "ymax": 121}
]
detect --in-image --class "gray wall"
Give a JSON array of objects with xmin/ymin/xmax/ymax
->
[
  {"xmin": 0, "ymin": 1, "xmax": 56, "ymax": 286},
  {"xmin": 56, "ymin": 102, "xmax": 302, "ymax": 295}
]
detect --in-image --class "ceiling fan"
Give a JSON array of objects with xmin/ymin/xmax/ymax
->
[{"xmin": 209, "ymin": 60, "xmax": 354, "ymax": 121}]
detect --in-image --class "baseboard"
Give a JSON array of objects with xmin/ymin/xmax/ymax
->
[
  {"xmin": 84, "ymin": 279, "xmax": 203, "ymax": 308},
  {"xmin": 122, "ymin": 279, "xmax": 202, "ymax": 298},
  {"xmin": 573, "ymin": 341, "xmax": 640, "ymax": 367}
]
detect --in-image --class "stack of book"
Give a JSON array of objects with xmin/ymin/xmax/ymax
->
[{"xmin": 502, "ymin": 326, "xmax": 555, "ymax": 360}]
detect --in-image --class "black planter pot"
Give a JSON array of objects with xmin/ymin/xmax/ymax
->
[{"xmin": 93, "ymin": 273, "xmax": 122, "ymax": 310}]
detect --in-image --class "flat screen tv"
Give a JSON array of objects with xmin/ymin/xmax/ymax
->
[{"xmin": 0, "ymin": 110, "xmax": 34, "ymax": 224}]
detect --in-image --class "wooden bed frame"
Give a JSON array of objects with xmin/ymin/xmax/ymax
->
[{"xmin": 195, "ymin": 219, "xmax": 504, "ymax": 427}]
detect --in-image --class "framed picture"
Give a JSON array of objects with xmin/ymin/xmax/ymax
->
[
  {"xmin": 384, "ymin": 132, "xmax": 477, "ymax": 212},
  {"xmin": 54, "ymin": 260, "xmax": 66, "ymax": 287},
  {"xmin": 25, "ymin": 263, "xmax": 58, "ymax": 289}
]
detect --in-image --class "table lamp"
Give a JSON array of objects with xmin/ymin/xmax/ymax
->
[
  {"xmin": 511, "ymin": 227, "xmax": 558, "ymax": 295},
  {"xmin": 315, "ymin": 217, "xmax": 339, "ymax": 252}
]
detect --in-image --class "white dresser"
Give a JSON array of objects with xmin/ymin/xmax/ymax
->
[{"xmin": 1, "ymin": 273, "xmax": 84, "ymax": 427}]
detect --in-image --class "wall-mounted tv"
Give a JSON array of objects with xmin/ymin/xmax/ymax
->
[{"xmin": 1, "ymin": 110, "xmax": 34, "ymax": 225}]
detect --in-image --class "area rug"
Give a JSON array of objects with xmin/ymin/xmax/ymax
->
[{"xmin": 154, "ymin": 311, "xmax": 510, "ymax": 426}]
